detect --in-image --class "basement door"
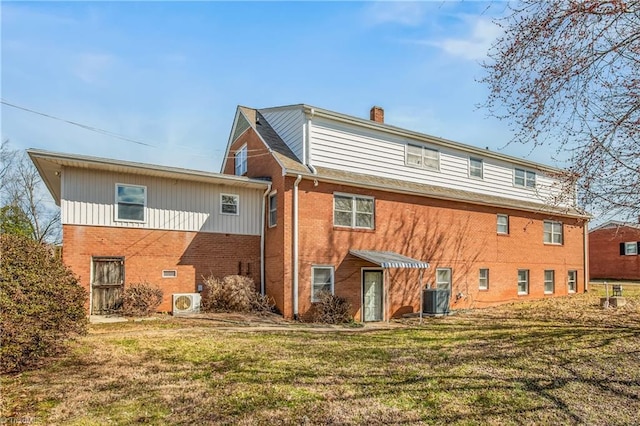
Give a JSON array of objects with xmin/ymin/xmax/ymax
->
[
  {"xmin": 363, "ymin": 270, "xmax": 384, "ymax": 321},
  {"xmin": 91, "ymin": 257, "xmax": 124, "ymax": 315}
]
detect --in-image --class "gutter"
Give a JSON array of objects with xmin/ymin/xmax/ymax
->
[
  {"xmin": 292, "ymin": 174, "xmax": 302, "ymax": 319},
  {"xmin": 260, "ymin": 184, "xmax": 272, "ymax": 296}
]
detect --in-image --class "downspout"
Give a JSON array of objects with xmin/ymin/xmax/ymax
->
[
  {"xmin": 260, "ymin": 184, "xmax": 272, "ymax": 296},
  {"xmin": 583, "ymin": 221, "xmax": 589, "ymax": 293},
  {"xmin": 292, "ymin": 174, "xmax": 302, "ymax": 319}
]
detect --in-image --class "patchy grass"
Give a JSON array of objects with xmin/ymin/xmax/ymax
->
[{"xmin": 2, "ymin": 289, "xmax": 639, "ymax": 425}]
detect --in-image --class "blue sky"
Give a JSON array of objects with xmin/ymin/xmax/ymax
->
[{"xmin": 1, "ymin": 1, "xmax": 545, "ymax": 173}]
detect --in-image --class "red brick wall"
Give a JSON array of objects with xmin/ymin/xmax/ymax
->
[
  {"xmin": 63, "ymin": 225, "xmax": 261, "ymax": 313},
  {"xmin": 589, "ymin": 226, "xmax": 640, "ymax": 280}
]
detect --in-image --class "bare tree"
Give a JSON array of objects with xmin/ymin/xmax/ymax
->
[
  {"xmin": 482, "ymin": 1, "xmax": 640, "ymax": 220},
  {"xmin": 0, "ymin": 141, "xmax": 61, "ymax": 243}
]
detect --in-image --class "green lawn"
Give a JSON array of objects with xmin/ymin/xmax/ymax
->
[{"xmin": 2, "ymin": 286, "xmax": 639, "ymax": 425}]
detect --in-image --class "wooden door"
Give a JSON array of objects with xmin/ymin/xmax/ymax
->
[
  {"xmin": 91, "ymin": 258, "xmax": 124, "ymax": 314},
  {"xmin": 363, "ymin": 270, "xmax": 383, "ymax": 321}
]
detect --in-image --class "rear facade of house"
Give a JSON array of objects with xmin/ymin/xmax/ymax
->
[
  {"xmin": 589, "ymin": 222, "xmax": 640, "ymax": 280},
  {"xmin": 221, "ymin": 105, "xmax": 589, "ymax": 321}
]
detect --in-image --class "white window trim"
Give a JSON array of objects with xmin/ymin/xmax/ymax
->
[
  {"xmin": 406, "ymin": 143, "xmax": 440, "ymax": 171},
  {"xmin": 268, "ymin": 191, "xmax": 277, "ymax": 228},
  {"xmin": 514, "ymin": 168, "xmax": 536, "ymax": 189},
  {"xmin": 220, "ymin": 193, "xmax": 239, "ymax": 215},
  {"xmin": 517, "ymin": 269, "xmax": 529, "ymax": 295},
  {"xmin": 162, "ymin": 270, "xmax": 177, "ymax": 278},
  {"xmin": 544, "ymin": 220, "xmax": 563, "ymax": 245},
  {"xmin": 115, "ymin": 183, "xmax": 147, "ymax": 223},
  {"xmin": 544, "ymin": 270, "xmax": 555, "ymax": 295},
  {"xmin": 469, "ymin": 157, "xmax": 483, "ymax": 179},
  {"xmin": 479, "ymin": 268, "xmax": 489, "ymax": 290},
  {"xmin": 624, "ymin": 242, "xmax": 638, "ymax": 255},
  {"xmin": 311, "ymin": 265, "xmax": 335, "ymax": 302},
  {"xmin": 234, "ymin": 144, "xmax": 248, "ymax": 176},
  {"xmin": 497, "ymin": 214, "xmax": 509, "ymax": 235},
  {"xmin": 333, "ymin": 192, "xmax": 375, "ymax": 229},
  {"xmin": 436, "ymin": 267, "xmax": 452, "ymax": 290},
  {"xmin": 568, "ymin": 270, "xmax": 577, "ymax": 293}
]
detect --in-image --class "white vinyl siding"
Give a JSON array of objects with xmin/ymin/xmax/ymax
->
[
  {"xmin": 261, "ymin": 108, "xmax": 305, "ymax": 162},
  {"xmin": 497, "ymin": 214, "xmax": 509, "ymax": 234},
  {"xmin": 61, "ymin": 168, "xmax": 263, "ymax": 235},
  {"xmin": 311, "ymin": 266, "xmax": 334, "ymax": 302},
  {"xmin": 544, "ymin": 221, "xmax": 563, "ymax": 245},
  {"xmin": 544, "ymin": 270, "xmax": 555, "ymax": 294},
  {"xmin": 333, "ymin": 193, "xmax": 374, "ymax": 229},
  {"xmin": 517, "ymin": 269, "xmax": 529, "ymax": 295},
  {"xmin": 308, "ymin": 117, "xmax": 566, "ymax": 207}
]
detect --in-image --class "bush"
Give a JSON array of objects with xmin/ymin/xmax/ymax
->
[
  {"xmin": 0, "ymin": 234, "xmax": 87, "ymax": 373},
  {"xmin": 201, "ymin": 275, "xmax": 274, "ymax": 314},
  {"xmin": 121, "ymin": 282, "xmax": 163, "ymax": 317},
  {"xmin": 312, "ymin": 291, "xmax": 353, "ymax": 324}
]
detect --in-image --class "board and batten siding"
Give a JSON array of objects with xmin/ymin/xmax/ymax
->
[
  {"xmin": 61, "ymin": 168, "xmax": 263, "ymax": 235},
  {"xmin": 308, "ymin": 117, "xmax": 569, "ymax": 207},
  {"xmin": 262, "ymin": 108, "xmax": 305, "ymax": 162}
]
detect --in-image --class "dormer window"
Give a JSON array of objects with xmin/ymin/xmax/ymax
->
[
  {"xmin": 406, "ymin": 144, "xmax": 439, "ymax": 171},
  {"xmin": 235, "ymin": 145, "xmax": 247, "ymax": 176}
]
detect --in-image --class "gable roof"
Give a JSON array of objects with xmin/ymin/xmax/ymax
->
[
  {"xmin": 28, "ymin": 149, "xmax": 270, "ymax": 205},
  {"xmin": 590, "ymin": 220, "xmax": 640, "ymax": 232}
]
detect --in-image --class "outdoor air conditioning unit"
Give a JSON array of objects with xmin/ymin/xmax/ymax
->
[
  {"xmin": 422, "ymin": 288, "xmax": 450, "ymax": 315},
  {"xmin": 172, "ymin": 293, "xmax": 201, "ymax": 315}
]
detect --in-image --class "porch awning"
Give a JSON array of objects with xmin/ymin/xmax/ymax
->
[{"xmin": 349, "ymin": 250, "xmax": 430, "ymax": 269}]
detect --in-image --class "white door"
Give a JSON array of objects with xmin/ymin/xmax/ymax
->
[{"xmin": 363, "ymin": 270, "xmax": 383, "ymax": 321}]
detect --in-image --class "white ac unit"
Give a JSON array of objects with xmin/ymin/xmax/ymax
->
[{"xmin": 172, "ymin": 293, "xmax": 201, "ymax": 315}]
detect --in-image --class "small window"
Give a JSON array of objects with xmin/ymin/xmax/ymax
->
[
  {"xmin": 568, "ymin": 270, "xmax": 577, "ymax": 293},
  {"xmin": 333, "ymin": 194, "xmax": 374, "ymax": 229},
  {"xmin": 544, "ymin": 270, "xmax": 555, "ymax": 294},
  {"xmin": 517, "ymin": 269, "xmax": 529, "ymax": 295},
  {"xmin": 162, "ymin": 270, "xmax": 177, "ymax": 278},
  {"xmin": 479, "ymin": 268, "xmax": 489, "ymax": 290},
  {"xmin": 497, "ymin": 214, "xmax": 509, "ymax": 234},
  {"xmin": 469, "ymin": 158, "xmax": 483, "ymax": 179},
  {"xmin": 622, "ymin": 242, "xmax": 638, "ymax": 256},
  {"xmin": 221, "ymin": 194, "xmax": 239, "ymax": 215},
  {"xmin": 436, "ymin": 268, "xmax": 452, "ymax": 290},
  {"xmin": 514, "ymin": 168, "xmax": 536, "ymax": 188},
  {"xmin": 268, "ymin": 193, "xmax": 277, "ymax": 227},
  {"xmin": 544, "ymin": 221, "xmax": 563, "ymax": 244},
  {"xmin": 115, "ymin": 184, "xmax": 146, "ymax": 222},
  {"xmin": 406, "ymin": 144, "xmax": 440, "ymax": 171},
  {"xmin": 311, "ymin": 266, "xmax": 334, "ymax": 302},
  {"xmin": 234, "ymin": 145, "xmax": 247, "ymax": 176}
]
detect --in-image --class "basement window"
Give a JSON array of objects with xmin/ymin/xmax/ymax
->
[{"xmin": 162, "ymin": 270, "xmax": 177, "ymax": 278}]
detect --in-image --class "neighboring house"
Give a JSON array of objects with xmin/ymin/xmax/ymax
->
[
  {"xmin": 29, "ymin": 104, "xmax": 589, "ymax": 321},
  {"xmin": 221, "ymin": 104, "xmax": 589, "ymax": 321},
  {"xmin": 589, "ymin": 221, "xmax": 640, "ymax": 280},
  {"xmin": 29, "ymin": 150, "xmax": 270, "ymax": 314}
]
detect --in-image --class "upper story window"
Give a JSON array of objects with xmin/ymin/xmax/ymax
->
[
  {"xmin": 221, "ymin": 194, "xmax": 239, "ymax": 215},
  {"xmin": 406, "ymin": 144, "xmax": 440, "ymax": 171},
  {"xmin": 268, "ymin": 192, "xmax": 277, "ymax": 227},
  {"xmin": 469, "ymin": 158, "xmax": 483, "ymax": 179},
  {"xmin": 115, "ymin": 184, "xmax": 146, "ymax": 222},
  {"xmin": 333, "ymin": 193, "xmax": 374, "ymax": 229},
  {"xmin": 234, "ymin": 145, "xmax": 247, "ymax": 176},
  {"xmin": 497, "ymin": 214, "xmax": 509, "ymax": 235},
  {"xmin": 622, "ymin": 242, "xmax": 638, "ymax": 255},
  {"xmin": 514, "ymin": 168, "xmax": 536, "ymax": 188},
  {"xmin": 543, "ymin": 220, "xmax": 563, "ymax": 245}
]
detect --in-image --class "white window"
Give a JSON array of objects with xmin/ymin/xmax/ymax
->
[
  {"xmin": 268, "ymin": 193, "xmax": 277, "ymax": 227},
  {"xmin": 469, "ymin": 158, "xmax": 483, "ymax": 179},
  {"xmin": 436, "ymin": 268, "xmax": 452, "ymax": 290},
  {"xmin": 479, "ymin": 268, "xmax": 489, "ymax": 290},
  {"xmin": 544, "ymin": 221, "xmax": 563, "ymax": 244},
  {"xmin": 221, "ymin": 194, "xmax": 239, "ymax": 215},
  {"xmin": 497, "ymin": 214, "xmax": 509, "ymax": 234},
  {"xmin": 514, "ymin": 168, "xmax": 536, "ymax": 188},
  {"xmin": 234, "ymin": 145, "xmax": 247, "ymax": 176},
  {"xmin": 568, "ymin": 270, "xmax": 577, "ymax": 293},
  {"xmin": 406, "ymin": 144, "xmax": 439, "ymax": 171},
  {"xmin": 162, "ymin": 270, "xmax": 177, "ymax": 278},
  {"xmin": 115, "ymin": 184, "xmax": 146, "ymax": 222},
  {"xmin": 544, "ymin": 270, "xmax": 555, "ymax": 294},
  {"xmin": 311, "ymin": 266, "xmax": 334, "ymax": 302},
  {"xmin": 517, "ymin": 269, "xmax": 529, "ymax": 295},
  {"xmin": 623, "ymin": 242, "xmax": 638, "ymax": 255},
  {"xmin": 333, "ymin": 194, "xmax": 374, "ymax": 229}
]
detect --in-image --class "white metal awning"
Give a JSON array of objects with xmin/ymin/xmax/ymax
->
[{"xmin": 349, "ymin": 250, "xmax": 430, "ymax": 269}]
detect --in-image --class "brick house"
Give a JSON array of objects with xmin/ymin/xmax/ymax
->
[
  {"xmin": 589, "ymin": 221, "xmax": 640, "ymax": 280},
  {"xmin": 221, "ymin": 104, "xmax": 589, "ymax": 321},
  {"xmin": 29, "ymin": 103, "xmax": 589, "ymax": 320}
]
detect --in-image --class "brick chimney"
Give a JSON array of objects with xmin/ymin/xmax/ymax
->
[{"xmin": 370, "ymin": 106, "xmax": 384, "ymax": 124}]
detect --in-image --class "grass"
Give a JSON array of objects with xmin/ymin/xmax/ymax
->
[{"xmin": 2, "ymin": 284, "xmax": 639, "ymax": 425}]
